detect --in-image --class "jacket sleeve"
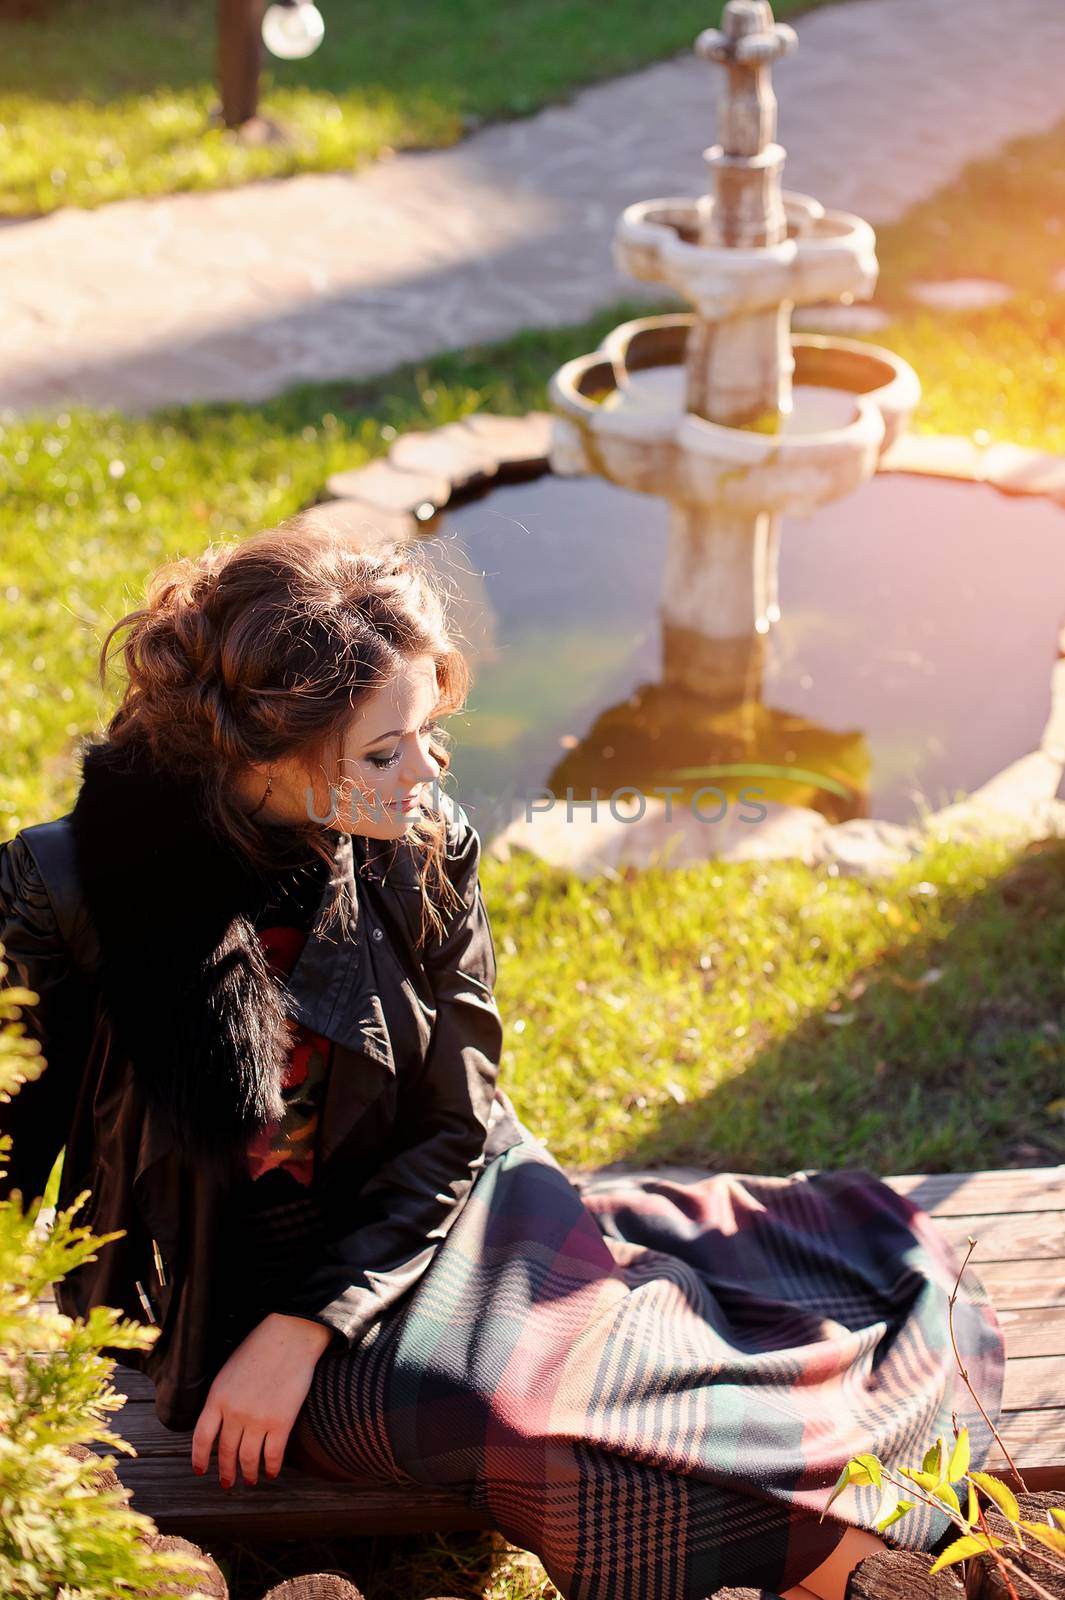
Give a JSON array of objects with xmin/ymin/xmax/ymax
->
[
  {"xmin": 270, "ymin": 801, "xmax": 504, "ymax": 1349},
  {"xmin": 0, "ymin": 834, "xmax": 93, "ymax": 1209}
]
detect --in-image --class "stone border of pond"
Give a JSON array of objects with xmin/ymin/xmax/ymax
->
[{"xmin": 307, "ymin": 414, "xmax": 1065, "ymax": 881}]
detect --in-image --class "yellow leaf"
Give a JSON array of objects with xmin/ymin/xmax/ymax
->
[
  {"xmin": 876, "ymin": 1498, "xmax": 915, "ymax": 1533},
  {"xmin": 853, "ymin": 1454, "xmax": 883, "ymax": 1489},
  {"xmin": 900, "ymin": 1467, "xmax": 940, "ymax": 1491},
  {"xmin": 971, "ymin": 1472, "xmax": 1020, "ymax": 1524},
  {"xmin": 929, "ymin": 1533, "xmax": 1005, "ymax": 1575},
  {"xmin": 1019, "ymin": 1521, "xmax": 1065, "ymax": 1555},
  {"xmin": 935, "ymin": 1482, "xmax": 962, "ymax": 1516},
  {"xmin": 820, "ymin": 1462, "xmax": 855, "ymax": 1522},
  {"xmin": 948, "ymin": 1426, "xmax": 971, "ymax": 1482}
]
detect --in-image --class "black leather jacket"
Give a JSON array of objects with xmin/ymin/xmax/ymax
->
[{"xmin": 0, "ymin": 760, "xmax": 527, "ymax": 1431}]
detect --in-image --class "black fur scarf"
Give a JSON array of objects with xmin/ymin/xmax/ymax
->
[{"xmin": 67, "ymin": 736, "xmax": 331, "ymax": 1174}]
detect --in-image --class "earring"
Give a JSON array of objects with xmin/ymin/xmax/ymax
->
[{"xmin": 248, "ymin": 771, "xmax": 275, "ymax": 819}]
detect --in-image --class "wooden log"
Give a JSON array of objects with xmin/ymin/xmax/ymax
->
[
  {"xmin": 845, "ymin": 1549, "xmax": 964, "ymax": 1599},
  {"xmin": 966, "ymin": 1490, "xmax": 1065, "ymax": 1600},
  {"xmin": 66, "ymin": 1439, "xmax": 125, "ymax": 1499},
  {"xmin": 709, "ymin": 1589, "xmax": 783, "ymax": 1598},
  {"xmin": 260, "ymin": 1579, "xmax": 365, "ymax": 1599},
  {"xmin": 136, "ymin": 1533, "xmax": 228, "ymax": 1598}
]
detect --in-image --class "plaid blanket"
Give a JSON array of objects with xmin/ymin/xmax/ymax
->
[{"xmin": 293, "ymin": 1135, "xmax": 1005, "ymax": 1599}]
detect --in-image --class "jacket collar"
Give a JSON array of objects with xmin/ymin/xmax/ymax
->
[
  {"xmin": 67, "ymin": 734, "xmax": 395, "ymax": 1177},
  {"xmin": 281, "ymin": 826, "xmax": 396, "ymax": 1073}
]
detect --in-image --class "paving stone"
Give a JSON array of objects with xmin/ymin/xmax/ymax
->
[
  {"xmin": 388, "ymin": 422, "xmax": 500, "ymax": 489},
  {"xmin": 924, "ymin": 750, "xmax": 1065, "ymax": 842},
  {"xmin": 908, "ymin": 278, "xmax": 1014, "ymax": 310},
  {"xmin": 488, "ymin": 797, "xmax": 832, "ymax": 877},
  {"xmin": 1040, "ymin": 657, "xmax": 1065, "ymax": 763},
  {"xmin": 877, "ymin": 434, "xmax": 987, "ymax": 481},
  {"xmin": 811, "ymin": 817, "xmax": 923, "ymax": 877},
  {"xmin": 2, "ymin": 0, "xmax": 1065, "ymax": 413},
  {"xmin": 294, "ymin": 500, "xmax": 415, "ymax": 547},
  {"xmin": 324, "ymin": 458, "xmax": 451, "ymax": 515},
  {"xmin": 926, "ymin": 793, "xmax": 1065, "ymax": 845},
  {"xmin": 980, "ymin": 442, "xmax": 1065, "ymax": 499},
  {"xmin": 459, "ymin": 410, "xmax": 555, "ymax": 471}
]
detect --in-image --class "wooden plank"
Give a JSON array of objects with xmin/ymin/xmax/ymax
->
[
  {"xmin": 1003, "ymin": 1355, "xmax": 1065, "ymax": 1411},
  {"xmin": 996, "ymin": 1306, "xmax": 1065, "ymax": 1358},
  {"xmin": 84, "ymin": 1453, "xmax": 493, "ymax": 1540},
  {"xmin": 971, "ymin": 1258, "xmax": 1065, "ymax": 1309},
  {"xmin": 988, "ymin": 1408, "xmax": 1065, "ymax": 1490},
  {"xmin": 884, "ymin": 1169, "xmax": 1065, "ymax": 1216},
  {"xmin": 935, "ymin": 1211, "xmax": 1065, "ymax": 1262},
  {"xmin": 89, "ymin": 1406, "xmax": 1065, "ymax": 1534}
]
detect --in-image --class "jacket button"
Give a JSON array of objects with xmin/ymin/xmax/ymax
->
[{"xmin": 371, "ymin": 926, "xmax": 384, "ymax": 941}]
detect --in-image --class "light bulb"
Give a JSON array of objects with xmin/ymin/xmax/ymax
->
[{"xmin": 262, "ymin": 1, "xmax": 325, "ymax": 60}]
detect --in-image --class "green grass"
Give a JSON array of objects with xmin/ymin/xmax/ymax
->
[
  {"xmin": 489, "ymin": 832, "xmax": 1065, "ymax": 1177},
  {"xmin": 0, "ymin": 0, "xmax": 830, "ymax": 215}
]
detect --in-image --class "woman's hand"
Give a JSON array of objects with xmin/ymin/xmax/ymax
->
[{"xmin": 190, "ymin": 1312, "xmax": 334, "ymax": 1487}]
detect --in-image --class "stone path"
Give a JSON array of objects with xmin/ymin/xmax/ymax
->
[{"xmin": 2, "ymin": 0, "xmax": 1065, "ymax": 416}]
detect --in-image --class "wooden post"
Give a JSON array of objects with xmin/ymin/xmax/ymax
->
[{"xmin": 217, "ymin": 0, "xmax": 265, "ymax": 129}]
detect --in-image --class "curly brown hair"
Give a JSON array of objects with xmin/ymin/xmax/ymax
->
[{"xmin": 96, "ymin": 512, "xmax": 472, "ymax": 947}]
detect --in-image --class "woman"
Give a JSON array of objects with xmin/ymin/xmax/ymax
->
[{"xmin": 0, "ymin": 517, "xmax": 1005, "ymax": 1600}]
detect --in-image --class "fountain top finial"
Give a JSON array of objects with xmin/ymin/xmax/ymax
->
[{"xmin": 696, "ymin": 0, "xmax": 797, "ymax": 70}]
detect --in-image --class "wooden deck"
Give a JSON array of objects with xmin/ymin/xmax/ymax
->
[{"xmin": 74, "ymin": 1166, "xmax": 1065, "ymax": 1543}]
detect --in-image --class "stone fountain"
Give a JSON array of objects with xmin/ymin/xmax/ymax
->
[{"xmin": 549, "ymin": 0, "xmax": 920, "ymax": 705}]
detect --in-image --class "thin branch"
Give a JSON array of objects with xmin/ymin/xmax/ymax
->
[
  {"xmin": 975, "ymin": 1494, "xmax": 1022, "ymax": 1600},
  {"xmin": 949, "ymin": 1235, "xmax": 1029, "ymax": 1492}
]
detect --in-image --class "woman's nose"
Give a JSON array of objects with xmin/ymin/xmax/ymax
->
[{"xmin": 400, "ymin": 744, "xmax": 439, "ymax": 788}]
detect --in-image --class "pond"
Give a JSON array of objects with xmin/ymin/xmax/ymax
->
[{"xmin": 415, "ymin": 469, "xmax": 1065, "ymax": 846}]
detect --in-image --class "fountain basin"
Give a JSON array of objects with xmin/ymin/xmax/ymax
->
[
  {"xmin": 615, "ymin": 192, "xmax": 878, "ymax": 318},
  {"xmin": 549, "ymin": 314, "xmax": 919, "ymax": 517}
]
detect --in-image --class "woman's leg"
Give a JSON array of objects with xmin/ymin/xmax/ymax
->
[{"xmin": 781, "ymin": 1527, "xmax": 887, "ymax": 1600}]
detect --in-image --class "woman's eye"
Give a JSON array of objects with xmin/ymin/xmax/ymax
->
[{"xmin": 367, "ymin": 719, "xmax": 437, "ymax": 770}]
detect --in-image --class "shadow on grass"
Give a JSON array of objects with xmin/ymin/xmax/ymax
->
[{"xmin": 605, "ymin": 835, "xmax": 1065, "ymax": 1188}]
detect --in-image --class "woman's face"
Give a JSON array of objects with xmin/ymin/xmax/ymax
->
[{"xmin": 244, "ymin": 652, "xmax": 444, "ymax": 838}]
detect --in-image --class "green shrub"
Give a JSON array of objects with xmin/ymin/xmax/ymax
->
[{"xmin": 0, "ymin": 944, "xmax": 213, "ymax": 1599}]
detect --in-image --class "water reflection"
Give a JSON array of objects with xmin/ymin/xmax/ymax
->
[{"xmin": 416, "ymin": 471, "xmax": 1065, "ymax": 843}]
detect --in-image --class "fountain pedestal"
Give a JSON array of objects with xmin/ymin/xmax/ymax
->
[{"xmin": 549, "ymin": 0, "xmax": 919, "ymax": 703}]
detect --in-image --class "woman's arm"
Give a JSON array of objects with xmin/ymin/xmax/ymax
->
[
  {"xmin": 0, "ymin": 833, "xmax": 94, "ymax": 1208},
  {"xmin": 268, "ymin": 799, "xmax": 504, "ymax": 1349}
]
